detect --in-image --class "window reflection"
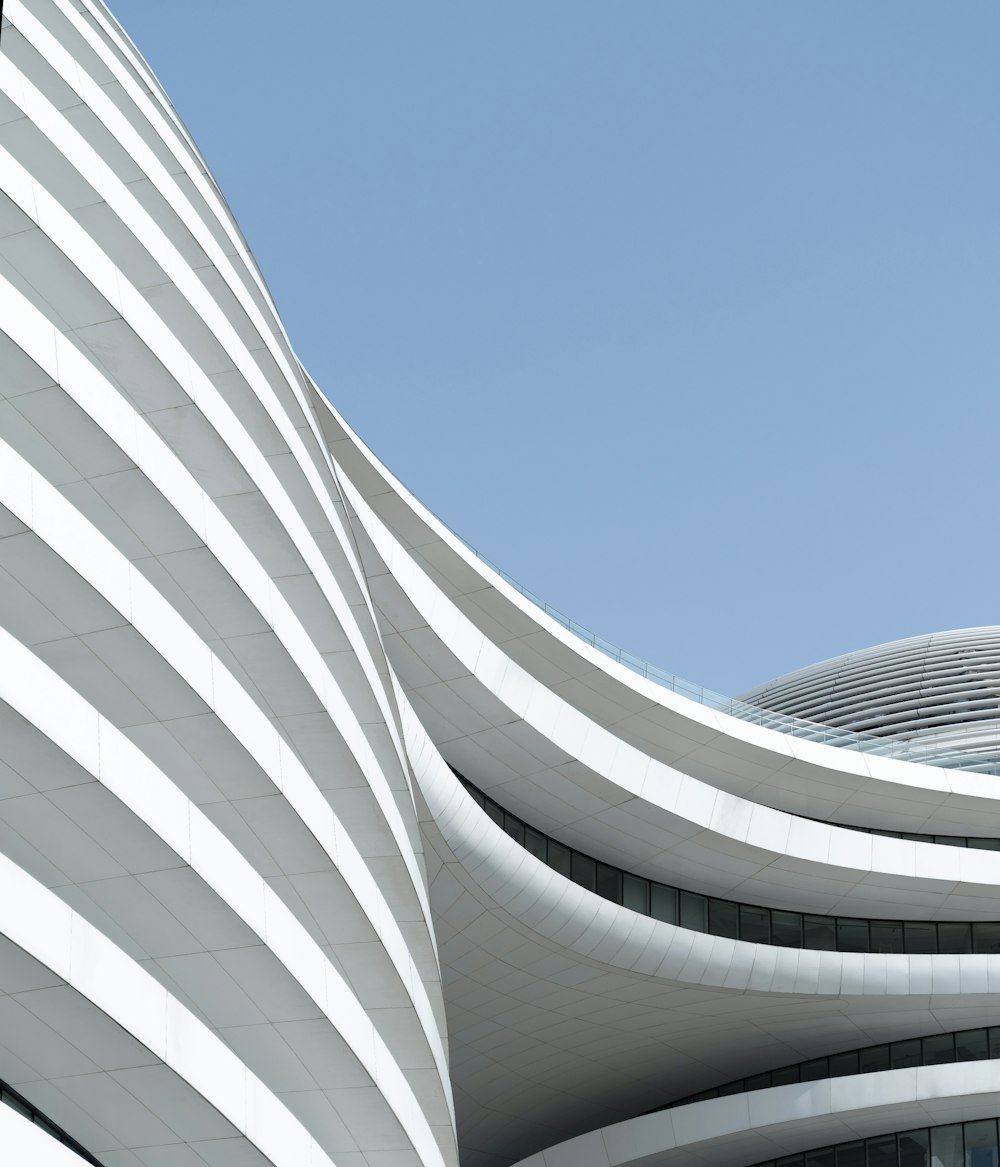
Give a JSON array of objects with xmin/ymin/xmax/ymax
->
[{"xmin": 749, "ymin": 1118, "xmax": 1000, "ymax": 1166}]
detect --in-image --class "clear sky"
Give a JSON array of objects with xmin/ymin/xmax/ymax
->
[{"xmin": 111, "ymin": 1, "xmax": 1000, "ymax": 695}]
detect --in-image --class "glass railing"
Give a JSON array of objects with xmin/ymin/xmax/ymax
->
[
  {"xmin": 446, "ymin": 532, "xmax": 1000, "ymax": 775},
  {"xmin": 457, "ymin": 771, "xmax": 1000, "ymax": 956},
  {"xmin": 749, "ymin": 1120, "xmax": 999, "ymax": 1167},
  {"xmin": 655, "ymin": 1026, "xmax": 1000, "ymax": 1113}
]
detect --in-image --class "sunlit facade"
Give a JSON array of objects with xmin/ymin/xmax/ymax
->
[{"xmin": 0, "ymin": 4, "xmax": 997, "ymax": 1167}]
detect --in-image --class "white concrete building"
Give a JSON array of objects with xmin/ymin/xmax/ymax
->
[{"xmin": 0, "ymin": 4, "xmax": 997, "ymax": 1166}]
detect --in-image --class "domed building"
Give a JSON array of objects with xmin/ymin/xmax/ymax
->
[{"xmin": 740, "ymin": 627, "xmax": 1000, "ymax": 774}]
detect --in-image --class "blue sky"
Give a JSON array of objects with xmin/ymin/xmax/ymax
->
[{"xmin": 112, "ymin": 1, "xmax": 1000, "ymax": 694}]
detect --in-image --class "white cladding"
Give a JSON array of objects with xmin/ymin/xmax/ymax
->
[{"xmin": 0, "ymin": 5, "xmax": 995, "ymax": 1167}]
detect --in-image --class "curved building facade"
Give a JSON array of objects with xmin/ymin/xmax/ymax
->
[{"xmin": 0, "ymin": 4, "xmax": 998, "ymax": 1167}]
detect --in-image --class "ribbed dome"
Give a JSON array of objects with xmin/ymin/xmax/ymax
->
[{"xmin": 739, "ymin": 627, "xmax": 1000, "ymax": 773}]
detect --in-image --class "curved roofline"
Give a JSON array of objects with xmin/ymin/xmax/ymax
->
[{"xmin": 741, "ymin": 625, "xmax": 1000, "ymax": 700}]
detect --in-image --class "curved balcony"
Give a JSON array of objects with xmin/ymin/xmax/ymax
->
[
  {"xmin": 748, "ymin": 1121, "xmax": 1000, "ymax": 1167},
  {"xmin": 653, "ymin": 1026, "xmax": 1000, "ymax": 1112},
  {"xmin": 459, "ymin": 773, "xmax": 1000, "ymax": 954},
  {"xmin": 510, "ymin": 1068, "xmax": 1000, "ymax": 1167}
]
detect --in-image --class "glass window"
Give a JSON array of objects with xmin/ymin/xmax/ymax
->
[
  {"xmin": 524, "ymin": 827, "xmax": 547, "ymax": 861},
  {"xmin": 622, "ymin": 873, "xmax": 649, "ymax": 915},
  {"xmin": 570, "ymin": 852, "xmax": 596, "ymax": 891},
  {"xmin": 870, "ymin": 921, "xmax": 904, "ymax": 953},
  {"xmin": 990, "ymin": 1027, "xmax": 1000, "ymax": 1059},
  {"xmin": 904, "ymin": 922, "xmax": 938, "ymax": 953},
  {"xmin": 596, "ymin": 863, "xmax": 622, "ymax": 903},
  {"xmin": 466, "ymin": 785, "xmax": 486, "ymax": 807},
  {"xmin": 36, "ymin": 1117, "xmax": 62, "ymax": 1141},
  {"xmin": 956, "ymin": 1029, "xmax": 988, "ymax": 1062},
  {"xmin": 974, "ymin": 923, "xmax": 1000, "ymax": 955},
  {"xmin": 859, "ymin": 1044, "xmax": 890, "ymax": 1073},
  {"xmin": 890, "ymin": 1039, "xmax": 921, "ymax": 1069},
  {"xmin": 837, "ymin": 1142, "xmax": 865, "ymax": 1167},
  {"xmin": 771, "ymin": 1064, "xmax": 800, "ymax": 1086},
  {"xmin": 503, "ymin": 813, "xmax": 525, "ymax": 845},
  {"xmin": 867, "ymin": 1134, "xmax": 898, "ymax": 1167},
  {"xmin": 837, "ymin": 919, "xmax": 869, "ymax": 952},
  {"xmin": 922, "ymin": 1033, "xmax": 956, "ymax": 1065},
  {"xmin": 772, "ymin": 910, "xmax": 803, "ymax": 948},
  {"xmin": 744, "ymin": 1072, "xmax": 771, "ymax": 1092},
  {"xmin": 710, "ymin": 898, "xmax": 739, "ymax": 939},
  {"xmin": 964, "ymin": 1119, "xmax": 999, "ymax": 1167},
  {"xmin": 651, "ymin": 883, "xmax": 679, "ymax": 924},
  {"xmin": 930, "ymin": 1123, "xmax": 964, "ymax": 1167},
  {"xmin": 800, "ymin": 1058, "xmax": 829, "ymax": 1081},
  {"xmin": 828, "ymin": 1050, "xmax": 859, "ymax": 1077},
  {"xmin": 777, "ymin": 1157, "xmax": 805, "ymax": 1167},
  {"xmin": 718, "ymin": 1080, "xmax": 744, "ymax": 1096},
  {"xmin": 485, "ymin": 800, "xmax": 504, "ymax": 827},
  {"xmin": 897, "ymin": 1127, "xmax": 930, "ymax": 1167},
  {"xmin": 3, "ymin": 1092, "xmax": 31, "ymax": 1119},
  {"xmin": 679, "ymin": 890, "xmax": 707, "ymax": 932},
  {"xmin": 741, "ymin": 905, "xmax": 771, "ymax": 944},
  {"xmin": 805, "ymin": 1150, "xmax": 836, "ymax": 1167},
  {"xmin": 972, "ymin": 838, "xmax": 1000, "ymax": 851},
  {"xmin": 804, "ymin": 915, "xmax": 837, "ymax": 950},
  {"xmin": 939, "ymin": 923, "xmax": 973, "ymax": 954},
  {"xmin": 548, "ymin": 840, "xmax": 572, "ymax": 878}
]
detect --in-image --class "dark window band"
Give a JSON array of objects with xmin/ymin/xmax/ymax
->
[
  {"xmin": 455, "ymin": 770, "xmax": 1000, "ymax": 956},
  {"xmin": 0, "ymin": 1076, "xmax": 99, "ymax": 1165},
  {"xmin": 750, "ymin": 1119, "xmax": 1000, "ymax": 1166},
  {"xmin": 650, "ymin": 1025, "xmax": 1000, "ymax": 1113}
]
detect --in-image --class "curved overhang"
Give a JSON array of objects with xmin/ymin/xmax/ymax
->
[
  {"xmin": 509, "ymin": 1062, "xmax": 1000, "ymax": 1167},
  {"xmin": 316, "ymin": 394, "xmax": 1000, "ymax": 842},
  {"xmin": 337, "ymin": 466, "xmax": 1000, "ymax": 918},
  {"xmin": 399, "ymin": 683, "xmax": 1000, "ymax": 1165}
]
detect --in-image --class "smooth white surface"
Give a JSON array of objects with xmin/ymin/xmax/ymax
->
[
  {"xmin": 0, "ymin": 844, "xmax": 332, "ymax": 1167},
  {"xmin": 391, "ymin": 672, "xmax": 1000, "ymax": 1165},
  {"xmin": 343, "ymin": 473, "xmax": 1000, "ymax": 918},
  {"xmin": 0, "ymin": 46, "xmax": 430, "ymax": 931},
  {"xmin": 321, "ymin": 393, "xmax": 1000, "ymax": 838},
  {"xmin": 0, "ymin": 3, "xmax": 455, "ymax": 1162},
  {"xmin": 7, "ymin": 4, "xmax": 1000, "ymax": 1167},
  {"xmin": 0, "ymin": 578, "xmax": 444, "ymax": 1167},
  {"xmin": 511, "ymin": 1061, "xmax": 1000, "ymax": 1167}
]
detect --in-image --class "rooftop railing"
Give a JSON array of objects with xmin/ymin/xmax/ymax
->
[{"xmin": 449, "ymin": 536, "xmax": 1000, "ymax": 776}]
